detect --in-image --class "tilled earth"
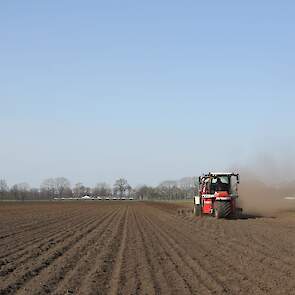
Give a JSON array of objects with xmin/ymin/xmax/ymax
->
[{"xmin": 0, "ymin": 201, "xmax": 295, "ymax": 295}]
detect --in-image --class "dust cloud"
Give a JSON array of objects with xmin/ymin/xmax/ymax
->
[{"xmin": 234, "ymin": 154, "xmax": 295, "ymax": 216}]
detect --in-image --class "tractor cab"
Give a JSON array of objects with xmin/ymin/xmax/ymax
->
[
  {"xmin": 201, "ymin": 173, "xmax": 239, "ymax": 195},
  {"xmin": 194, "ymin": 172, "xmax": 241, "ymax": 218}
]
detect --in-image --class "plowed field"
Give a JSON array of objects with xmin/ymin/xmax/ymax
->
[{"xmin": 0, "ymin": 201, "xmax": 295, "ymax": 295}]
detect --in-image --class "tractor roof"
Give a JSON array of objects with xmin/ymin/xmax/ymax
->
[
  {"xmin": 202, "ymin": 172, "xmax": 239, "ymax": 177},
  {"xmin": 211, "ymin": 172, "xmax": 237, "ymax": 175}
]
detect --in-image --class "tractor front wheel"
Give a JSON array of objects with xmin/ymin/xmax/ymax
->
[{"xmin": 194, "ymin": 205, "xmax": 201, "ymax": 217}]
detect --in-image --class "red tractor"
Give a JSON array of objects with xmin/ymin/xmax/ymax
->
[{"xmin": 194, "ymin": 172, "xmax": 242, "ymax": 218}]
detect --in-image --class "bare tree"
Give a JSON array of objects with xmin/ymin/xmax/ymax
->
[
  {"xmin": 10, "ymin": 183, "xmax": 30, "ymax": 201},
  {"xmin": 55, "ymin": 177, "xmax": 71, "ymax": 198},
  {"xmin": 113, "ymin": 178, "xmax": 130, "ymax": 198},
  {"xmin": 0, "ymin": 176, "xmax": 194, "ymax": 201},
  {"xmin": 41, "ymin": 178, "xmax": 56, "ymax": 199},
  {"xmin": 93, "ymin": 182, "xmax": 111, "ymax": 197},
  {"xmin": 73, "ymin": 182, "xmax": 86, "ymax": 198},
  {"xmin": 41, "ymin": 177, "xmax": 71, "ymax": 199},
  {"xmin": 0, "ymin": 179, "xmax": 9, "ymax": 200},
  {"xmin": 30, "ymin": 188, "xmax": 40, "ymax": 200},
  {"xmin": 126, "ymin": 185, "xmax": 132, "ymax": 197},
  {"xmin": 136, "ymin": 185, "xmax": 153, "ymax": 200}
]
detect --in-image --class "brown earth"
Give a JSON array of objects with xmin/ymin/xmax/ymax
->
[{"xmin": 0, "ymin": 201, "xmax": 295, "ymax": 295}]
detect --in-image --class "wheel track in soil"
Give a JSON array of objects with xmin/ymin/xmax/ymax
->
[
  {"xmin": 145, "ymin": 204, "xmax": 295, "ymax": 294},
  {"xmin": 168, "ymin": 207, "xmax": 295, "ymax": 267},
  {"xmin": 0, "ymin": 207, "xmax": 119, "ymax": 295},
  {"xmin": 140, "ymin": 210, "xmax": 225, "ymax": 294},
  {"xmin": 145, "ymin": 210, "xmax": 221, "ymax": 294},
  {"xmin": 191, "ymin": 215, "xmax": 295, "ymax": 261},
  {"xmin": 159, "ymin": 214, "xmax": 275, "ymax": 293},
  {"xmin": 180, "ymin": 214, "xmax": 295, "ymax": 277},
  {"xmin": 172, "ymin": 212, "xmax": 295, "ymax": 286},
  {"xmin": 143, "ymin": 205, "xmax": 270, "ymax": 294}
]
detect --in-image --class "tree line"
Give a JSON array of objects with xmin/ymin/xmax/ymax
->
[{"xmin": 0, "ymin": 177, "xmax": 196, "ymax": 201}]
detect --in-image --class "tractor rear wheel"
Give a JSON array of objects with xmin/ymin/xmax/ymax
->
[{"xmin": 214, "ymin": 202, "xmax": 232, "ymax": 219}]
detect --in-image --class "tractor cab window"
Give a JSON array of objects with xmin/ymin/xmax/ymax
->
[
  {"xmin": 201, "ymin": 178, "xmax": 210, "ymax": 194},
  {"xmin": 210, "ymin": 176, "xmax": 229, "ymax": 193}
]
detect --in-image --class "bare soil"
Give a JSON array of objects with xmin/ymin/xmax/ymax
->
[{"xmin": 0, "ymin": 201, "xmax": 295, "ymax": 295}]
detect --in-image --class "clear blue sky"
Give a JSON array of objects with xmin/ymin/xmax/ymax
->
[{"xmin": 0, "ymin": 1, "xmax": 294, "ymax": 187}]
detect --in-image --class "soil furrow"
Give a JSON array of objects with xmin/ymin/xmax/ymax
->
[
  {"xmin": 0, "ymin": 210, "xmax": 86, "ymax": 257},
  {"xmin": 17, "ymin": 207, "xmax": 121, "ymax": 295},
  {"xmin": 107, "ymin": 206, "xmax": 129, "ymax": 295},
  {"xmin": 145, "ymin": 206, "xmax": 270, "ymax": 294},
  {"xmin": 51, "ymin": 207, "xmax": 125, "ymax": 295},
  {"xmin": 116, "ymin": 208, "xmax": 156, "ymax": 295},
  {"xmin": 0, "ymin": 208, "xmax": 118, "ymax": 294},
  {"xmin": 0, "ymin": 214, "xmax": 99, "ymax": 273},
  {"xmin": 76, "ymin": 207, "xmax": 128, "ymax": 295},
  {"xmin": 0, "ymin": 201, "xmax": 294, "ymax": 295},
  {"xmin": 133, "ymin": 208, "xmax": 170, "ymax": 294},
  {"xmin": 141, "ymin": 211, "xmax": 222, "ymax": 294}
]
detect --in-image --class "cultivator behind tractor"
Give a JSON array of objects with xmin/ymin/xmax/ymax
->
[{"xmin": 194, "ymin": 172, "xmax": 242, "ymax": 219}]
